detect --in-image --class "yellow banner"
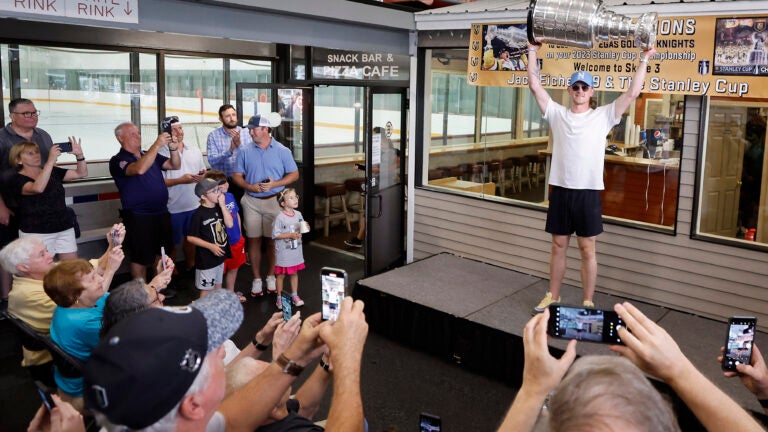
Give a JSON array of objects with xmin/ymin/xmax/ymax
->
[{"xmin": 468, "ymin": 16, "xmax": 768, "ymax": 98}]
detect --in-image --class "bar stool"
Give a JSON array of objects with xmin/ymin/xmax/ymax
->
[
  {"xmin": 515, "ymin": 156, "xmax": 532, "ymax": 191},
  {"xmin": 470, "ymin": 164, "xmax": 484, "ymax": 183},
  {"xmin": 501, "ymin": 158, "xmax": 518, "ymax": 195},
  {"xmin": 524, "ymin": 154, "xmax": 541, "ymax": 187},
  {"xmin": 314, "ymin": 182, "xmax": 352, "ymax": 237}
]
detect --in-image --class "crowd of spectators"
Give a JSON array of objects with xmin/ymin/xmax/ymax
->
[{"xmin": 1, "ymin": 97, "xmax": 766, "ymax": 432}]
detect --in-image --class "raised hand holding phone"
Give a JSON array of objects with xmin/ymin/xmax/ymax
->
[{"xmin": 721, "ymin": 316, "xmax": 757, "ymax": 371}]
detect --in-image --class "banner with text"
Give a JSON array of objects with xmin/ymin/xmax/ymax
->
[
  {"xmin": 0, "ymin": 0, "xmax": 138, "ymax": 23},
  {"xmin": 467, "ymin": 15, "xmax": 768, "ymax": 98}
]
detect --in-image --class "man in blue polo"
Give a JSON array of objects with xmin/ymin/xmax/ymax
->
[
  {"xmin": 232, "ymin": 114, "xmax": 298, "ymax": 297},
  {"xmin": 110, "ymin": 122, "xmax": 180, "ymax": 282}
]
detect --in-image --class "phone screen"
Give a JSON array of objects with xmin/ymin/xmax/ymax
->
[
  {"xmin": 547, "ymin": 305, "xmax": 624, "ymax": 345},
  {"xmin": 55, "ymin": 141, "xmax": 72, "ymax": 153},
  {"xmin": 160, "ymin": 247, "xmax": 167, "ymax": 270},
  {"xmin": 321, "ymin": 267, "xmax": 347, "ymax": 321},
  {"xmin": 281, "ymin": 294, "xmax": 293, "ymax": 322},
  {"xmin": 722, "ymin": 316, "xmax": 756, "ymax": 371},
  {"xmin": 34, "ymin": 381, "xmax": 55, "ymax": 412},
  {"xmin": 419, "ymin": 413, "xmax": 441, "ymax": 432}
]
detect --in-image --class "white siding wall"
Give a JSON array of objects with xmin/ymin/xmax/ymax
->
[{"xmin": 413, "ymin": 96, "xmax": 768, "ymax": 331}]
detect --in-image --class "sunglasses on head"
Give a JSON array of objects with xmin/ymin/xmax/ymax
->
[{"xmin": 571, "ymin": 83, "xmax": 590, "ymax": 91}]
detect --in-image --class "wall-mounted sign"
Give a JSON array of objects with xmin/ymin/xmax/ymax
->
[
  {"xmin": 467, "ymin": 15, "xmax": 768, "ymax": 98},
  {"xmin": 312, "ymin": 48, "xmax": 409, "ymax": 82},
  {"xmin": 0, "ymin": 0, "xmax": 138, "ymax": 23}
]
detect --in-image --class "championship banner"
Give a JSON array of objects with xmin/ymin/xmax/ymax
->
[{"xmin": 467, "ymin": 15, "xmax": 768, "ymax": 98}]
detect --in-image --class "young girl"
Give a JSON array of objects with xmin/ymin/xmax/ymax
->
[
  {"xmin": 272, "ymin": 188, "xmax": 306, "ymax": 308},
  {"xmin": 186, "ymin": 178, "xmax": 233, "ymax": 297}
]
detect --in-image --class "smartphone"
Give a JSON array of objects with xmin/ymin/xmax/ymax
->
[
  {"xmin": 721, "ymin": 316, "xmax": 756, "ymax": 371},
  {"xmin": 354, "ymin": 163, "xmax": 366, "ymax": 171},
  {"xmin": 160, "ymin": 246, "xmax": 167, "ymax": 270},
  {"xmin": 321, "ymin": 267, "xmax": 347, "ymax": 321},
  {"xmin": 547, "ymin": 304, "xmax": 624, "ymax": 345},
  {"xmin": 281, "ymin": 294, "xmax": 293, "ymax": 322},
  {"xmin": 55, "ymin": 141, "xmax": 72, "ymax": 152},
  {"xmin": 419, "ymin": 412, "xmax": 441, "ymax": 432},
  {"xmin": 110, "ymin": 229, "xmax": 121, "ymax": 246},
  {"xmin": 34, "ymin": 381, "xmax": 55, "ymax": 412}
]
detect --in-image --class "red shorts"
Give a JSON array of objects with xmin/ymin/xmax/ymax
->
[
  {"xmin": 275, "ymin": 263, "xmax": 306, "ymax": 275},
  {"xmin": 224, "ymin": 237, "xmax": 246, "ymax": 272}
]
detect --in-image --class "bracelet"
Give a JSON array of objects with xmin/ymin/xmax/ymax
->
[
  {"xmin": 276, "ymin": 353, "xmax": 304, "ymax": 376},
  {"xmin": 168, "ymin": 147, "xmax": 178, "ymax": 151},
  {"xmin": 639, "ymin": 58, "xmax": 648, "ymax": 64},
  {"xmin": 319, "ymin": 357, "xmax": 331, "ymax": 372},
  {"xmin": 252, "ymin": 337, "xmax": 269, "ymax": 351},
  {"xmin": 759, "ymin": 398, "xmax": 768, "ymax": 408},
  {"xmin": 76, "ymin": 157, "xmax": 85, "ymax": 162}
]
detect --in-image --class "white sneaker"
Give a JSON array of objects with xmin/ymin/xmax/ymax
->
[
  {"xmin": 250, "ymin": 279, "xmax": 264, "ymax": 297},
  {"xmin": 266, "ymin": 275, "xmax": 277, "ymax": 293}
]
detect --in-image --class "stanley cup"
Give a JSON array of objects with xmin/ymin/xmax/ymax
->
[{"xmin": 527, "ymin": 0, "xmax": 657, "ymax": 49}]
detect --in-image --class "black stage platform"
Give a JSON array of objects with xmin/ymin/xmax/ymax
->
[{"xmin": 355, "ymin": 252, "xmax": 768, "ymax": 429}]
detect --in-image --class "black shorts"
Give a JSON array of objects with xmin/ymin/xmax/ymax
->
[
  {"xmin": 120, "ymin": 210, "xmax": 174, "ymax": 266},
  {"xmin": 545, "ymin": 186, "xmax": 603, "ymax": 237},
  {"xmin": 0, "ymin": 215, "xmax": 19, "ymax": 248}
]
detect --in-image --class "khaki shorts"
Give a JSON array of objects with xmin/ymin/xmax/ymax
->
[{"xmin": 241, "ymin": 194, "xmax": 281, "ymax": 238}]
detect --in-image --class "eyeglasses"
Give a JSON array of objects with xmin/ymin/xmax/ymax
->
[
  {"xmin": 571, "ymin": 83, "xmax": 590, "ymax": 92},
  {"xmin": 12, "ymin": 110, "xmax": 40, "ymax": 118}
]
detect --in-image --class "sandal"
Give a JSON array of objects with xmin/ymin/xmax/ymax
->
[{"xmin": 236, "ymin": 292, "xmax": 247, "ymax": 303}]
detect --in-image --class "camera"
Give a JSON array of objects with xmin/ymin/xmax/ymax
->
[
  {"xmin": 161, "ymin": 118, "xmax": 174, "ymax": 135},
  {"xmin": 547, "ymin": 304, "xmax": 624, "ymax": 345}
]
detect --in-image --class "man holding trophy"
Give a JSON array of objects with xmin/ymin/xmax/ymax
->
[{"xmin": 528, "ymin": 39, "xmax": 657, "ymax": 314}]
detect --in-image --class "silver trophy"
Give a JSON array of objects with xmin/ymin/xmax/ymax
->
[{"xmin": 527, "ymin": 0, "xmax": 657, "ymax": 49}]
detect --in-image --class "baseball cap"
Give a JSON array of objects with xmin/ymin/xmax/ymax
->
[
  {"xmin": 83, "ymin": 290, "xmax": 243, "ymax": 429},
  {"xmin": 195, "ymin": 177, "xmax": 220, "ymax": 196},
  {"xmin": 246, "ymin": 114, "xmax": 272, "ymax": 129},
  {"xmin": 569, "ymin": 71, "xmax": 594, "ymax": 87}
]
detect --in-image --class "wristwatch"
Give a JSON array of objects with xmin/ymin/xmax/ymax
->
[{"xmin": 276, "ymin": 353, "xmax": 304, "ymax": 376}]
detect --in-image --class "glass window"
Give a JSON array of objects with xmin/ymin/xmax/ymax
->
[
  {"xmin": 137, "ymin": 53, "xmax": 159, "ymax": 150},
  {"xmin": 228, "ymin": 58, "xmax": 271, "ymax": 103},
  {"xmin": 1, "ymin": 45, "xmax": 8, "ymax": 109},
  {"xmin": 314, "ymin": 85, "xmax": 364, "ymax": 158},
  {"xmin": 697, "ymin": 99, "xmax": 767, "ymax": 246},
  {"xmin": 13, "ymin": 46, "xmax": 132, "ymax": 165},
  {"xmin": 422, "ymin": 47, "xmax": 683, "ymax": 231}
]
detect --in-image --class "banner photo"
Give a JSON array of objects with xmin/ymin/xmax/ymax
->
[{"xmin": 467, "ymin": 15, "xmax": 768, "ymax": 98}]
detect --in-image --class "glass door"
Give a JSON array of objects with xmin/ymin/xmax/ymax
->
[{"xmin": 365, "ymin": 87, "xmax": 406, "ymax": 275}]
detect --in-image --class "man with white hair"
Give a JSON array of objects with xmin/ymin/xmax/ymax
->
[
  {"xmin": 232, "ymin": 114, "xmax": 298, "ymax": 297},
  {"xmin": 109, "ymin": 122, "xmax": 179, "ymax": 282},
  {"xmin": 85, "ymin": 291, "xmax": 369, "ymax": 432}
]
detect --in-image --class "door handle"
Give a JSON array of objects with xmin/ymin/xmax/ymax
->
[{"xmin": 370, "ymin": 194, "xmax": 383, "ymax": 218}]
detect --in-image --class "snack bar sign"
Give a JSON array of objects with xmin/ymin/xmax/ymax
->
[
  {"xmin": 313, "ymin": 48, "xmax": 409, "ymax": 82},
  {"xmin": 468, "ymin": 15, "xmax": 768, "ymax": 98}
]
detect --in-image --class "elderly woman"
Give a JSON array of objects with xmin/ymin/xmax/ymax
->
[
  {"xmin": 9, "ymin": 139, "xmax": 87, "ymax": 260},
  {"xmin": 0, "ymin": 225, "xmax": 126, "ymax": 389},
  {"xmin": 44, "ymin": 252, "xmax": 123, "ymax": 411}
]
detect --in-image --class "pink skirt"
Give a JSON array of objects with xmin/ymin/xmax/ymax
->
[{"xmin": 275, "ymin": 263, "xmax": 306, "ymax": 275}]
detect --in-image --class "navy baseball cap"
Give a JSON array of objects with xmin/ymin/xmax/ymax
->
[
  {"xmin": 84, "ymin": 290, "xmax": 243, "ymax": 429},
  {"xmin": 569, "ymin": 71, "xmax": 594, "ymax": 87}
]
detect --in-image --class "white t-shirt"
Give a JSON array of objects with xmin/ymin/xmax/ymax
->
[
  {"xmin": 159, "ymin": 144, "xmax": 207, "ymax": 214},
  {"xmin": 544, "ymin": 99, "xmax": 619, "ymax": 190}
]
